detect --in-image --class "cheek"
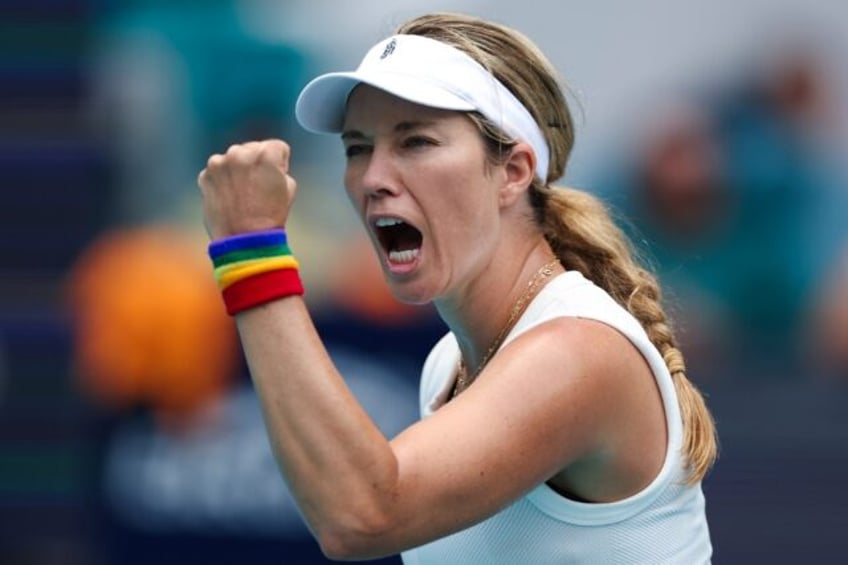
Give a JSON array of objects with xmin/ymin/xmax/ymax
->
[
  {"xmin": 431, "ymin": 166, "xmax": 494, "ymax": 218},
  {"xmin": 342, "ymin": 165, "xmax": 356, "ymax": 195},
  {"xmin": 343, "ymin": 169, "xmax": 365, "ymax": 211},
  {"xmin": 425, "ymin": 183, "xmax": 495, "ymax": 251}
]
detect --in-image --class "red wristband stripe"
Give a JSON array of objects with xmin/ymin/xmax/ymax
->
[{"xmin": 221, "ymin": 268, "xmax": 304, "ymax": 316}]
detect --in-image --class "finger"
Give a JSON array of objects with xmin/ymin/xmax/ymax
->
[
  {"xmin": 224, "ymin": 143, "xmax": 259, "ymax": 167},
  {"xmin": 197, "ymin": 167, "xmax": 209, "ymax": 191},
  {"xmin": 237, "ymin": 141, "xmax": 265, "ymax": 165},
  {"xmin": 206, "ymin": 153, "xmax": 225, "ymax": 171},
  {"xmin": 285, "ymin": 173, "xmax": 298, "ymax": 196},
  {"xmin": 261, "ymin": 139, "xmax": 291, "ymax": 170},
  {"xmin": 200, "ymin": 154, "xmax": 229, "ymax": 190}
]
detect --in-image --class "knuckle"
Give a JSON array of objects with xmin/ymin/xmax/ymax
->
[
  {"xmin": 226, "ymin": 142, "xmax": 261, "ymax": 166},
  {"xmin": 206, "ymin": 153, "xmax": 224, "ymax": 170},
  {"xmin": 274, "ymin": 138, "xmax": 291, "ymax": 153},
  {"xmin": 264, "ymin": 139, "xmax": 289, "ymax": 159}
]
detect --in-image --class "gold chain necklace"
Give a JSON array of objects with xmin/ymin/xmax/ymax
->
[{"xmin": 452, "ymin": 258, "xmax": 560, "ymax": 398}]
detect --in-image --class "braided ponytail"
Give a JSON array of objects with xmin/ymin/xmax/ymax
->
[{"xmin": 538, "ymin": 186, "xmax": 717, "ymax": 483}]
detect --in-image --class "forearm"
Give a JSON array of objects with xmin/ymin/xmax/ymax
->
[
  {"xmin": 236, "ymin": 295, "xmax": 400, "ymax": 546},
  {"xmin": 198, "ymin": 140, "xmax": 413, "ymax": 557}
]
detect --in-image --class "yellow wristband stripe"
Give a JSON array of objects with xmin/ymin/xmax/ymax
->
[{"xmin": 215, "ymin": 255, "xmax": 300, "ymax": 289}]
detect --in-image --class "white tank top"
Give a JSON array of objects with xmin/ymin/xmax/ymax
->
[{"xmin": 401, "ymin": 271, "xmax": 712, "ymax": 564}]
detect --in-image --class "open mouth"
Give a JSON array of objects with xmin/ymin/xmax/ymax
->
[{"xmin": 374, "ymin": 218, "xmax": 423, "ymax": 265}]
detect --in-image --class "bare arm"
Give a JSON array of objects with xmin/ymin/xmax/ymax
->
[
  {"xmin": 234, "ymin": 297, "xmax": 401, "ymax": 552},
  {"xmin": 238, "ymin": 299, "xmax": 662, "ymax": 559},
  {"xmin": 198, "ymin": 140, "xmax": 665, "ymax": 560}
]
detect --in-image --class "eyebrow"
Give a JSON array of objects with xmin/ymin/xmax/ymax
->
[{"xmin": 341, "ymin": 120, "xmax": 438, "ymax": 141}]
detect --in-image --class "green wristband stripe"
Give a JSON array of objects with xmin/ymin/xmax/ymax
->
[{"xmin": 212, "ymin": 243, "xmax": 292, "ymax": 267}]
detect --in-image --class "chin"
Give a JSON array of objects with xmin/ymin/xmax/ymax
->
[{"xmin": 385, "ymin": 279, "xmax": 434, "ymax": 306}]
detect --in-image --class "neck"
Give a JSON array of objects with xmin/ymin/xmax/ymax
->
[{"xmin": 434, "ymin": 237, "xmax": 562, "ymax": 374}]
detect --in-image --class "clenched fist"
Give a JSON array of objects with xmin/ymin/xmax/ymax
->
[{"xmin": 197, "ymin": 139, "xmax": 297, "ymax": 240}]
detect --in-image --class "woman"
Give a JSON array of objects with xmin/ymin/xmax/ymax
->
[{"xmin": 198, "ymin": 12, "xmax": 716, "ymax": 564}]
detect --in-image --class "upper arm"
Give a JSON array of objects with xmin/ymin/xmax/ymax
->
[{"xmin": 384, "ymin": 316, "xmax": 657, "ymax": 548}]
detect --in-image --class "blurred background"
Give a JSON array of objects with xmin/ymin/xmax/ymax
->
[{"xmin": 2, "ymin": 0, "xmax": 847, "ymax": 563}]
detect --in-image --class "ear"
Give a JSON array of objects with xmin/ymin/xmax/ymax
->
[{"xmin": 498, "ymin": 142, "xmax": 536, "ymax": 208}]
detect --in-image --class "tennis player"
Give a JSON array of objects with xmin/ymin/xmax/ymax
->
[{"xmin": 198, "ymin": 12, "xmax": 716, "ymax": 563}]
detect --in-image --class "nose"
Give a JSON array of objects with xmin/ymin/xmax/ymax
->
[{"xmin": 359, "ymin": 144, "xmax": 401, "ymax": 199}]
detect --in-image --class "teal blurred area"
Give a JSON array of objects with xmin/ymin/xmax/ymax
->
[{"xmin": 2, "ymin": 1, "xmax": 847, "ymax": 563}]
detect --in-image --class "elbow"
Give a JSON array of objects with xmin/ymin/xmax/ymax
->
[
  {"xmin": 315, "ymin": 510, "xmax": 397, "ymax": 561},
  {"xmin": 317, "ymin": 531, "xmax": 359, "ymax": 562},
  {"xmin": 318, "ymin": 535, "xmax": 366, "ymax": 562}
]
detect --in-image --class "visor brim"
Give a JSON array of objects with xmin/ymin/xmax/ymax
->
[{"xmin": 295, "ymin": 71, "xmax": 476, "ymax": 134}]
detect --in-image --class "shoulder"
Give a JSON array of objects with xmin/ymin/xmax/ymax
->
[
  {"xmin": 499, "ymin": 317, "xmax": 668, "ymax": 500},
  {"xmin": 512, "ymin": 270, "xmax": 667, "ymax": 417},
  {"xmin": 499, "ymin": 307, "xmax": 665, "ymax": 442},
  {"xmin": 474, "ymin": 316, "xmax": 655, "ymax": 445},
  {"xmin": 505, "ymin": 271, "xmax": 653, "ymax": 383},
  {"xmin": 504, "ymin": 316, "xmax": 651, "ymax": 401},
  {"xmin": 512, "ymin": 271, "xmax": 666, "ymax": 394}
]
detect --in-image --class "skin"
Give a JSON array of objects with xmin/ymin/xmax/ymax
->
[{"xmin": 197, "ymin": 85, "xmax": 667, "ymax": 560}]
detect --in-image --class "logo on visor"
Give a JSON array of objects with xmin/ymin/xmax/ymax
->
[{"xmin": 380, "ymin": 38, "xmax": 397, "ymax": 60}]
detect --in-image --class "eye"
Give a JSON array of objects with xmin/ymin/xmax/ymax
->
[
  {"xmin": 345, "ymin": 144, "xmax": 372, "ymax": 159},
  {"xmin": 402, "ymin": 135, "xmax": 436, "ymax": 149}
]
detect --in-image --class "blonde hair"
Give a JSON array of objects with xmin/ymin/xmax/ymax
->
[{"xmin": 397, "ymin": 13, "xmax": 717, "ymax": 483}]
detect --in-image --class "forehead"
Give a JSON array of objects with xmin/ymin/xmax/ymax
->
[{"xmin": 343, "ymin": 84, "xmax": 464, "ymax": 133}]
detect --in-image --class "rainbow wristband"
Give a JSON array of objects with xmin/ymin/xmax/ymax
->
[{"xmin": 208, "ymin": 229, "xmax": 304, "ymax": 315}]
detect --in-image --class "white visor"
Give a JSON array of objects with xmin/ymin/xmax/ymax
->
[{"xmin": 295, "ymin": 34, "xmax": 550, "ymax": 180}]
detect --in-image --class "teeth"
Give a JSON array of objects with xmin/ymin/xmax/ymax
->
[
  {"xmin": 375, "ymin": 217, "xmax": 403, "ymax": 227},
  {"xmin": 388, "ymin": 249, "xmax": 419, "ymax": 263}
]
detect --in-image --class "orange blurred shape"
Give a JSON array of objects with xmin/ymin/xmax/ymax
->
[{"xmin": 66, "ymin": 226, "xmax": 239, "ymax": 423}]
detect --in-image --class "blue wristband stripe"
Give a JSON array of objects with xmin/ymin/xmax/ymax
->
[
  {"xmin": 208, "ymin": 229, "xmax": 288, "ymax": 259},
  {"xmin": 211, "ymin": 243, "xmax": 292, "ymax": 268}
]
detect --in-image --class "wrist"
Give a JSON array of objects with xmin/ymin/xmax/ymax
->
[{"xmin": 208, "ymin": 228, "xmax": 304, "ymax": 315}]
